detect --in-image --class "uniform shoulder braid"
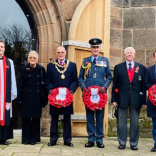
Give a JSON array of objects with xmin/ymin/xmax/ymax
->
[{"xmin": 81, "ymin": 58, "xmax": 91, "ymax": 80}]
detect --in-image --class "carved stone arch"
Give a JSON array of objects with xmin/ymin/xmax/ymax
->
[{"xmin": 19, "ymin": 0, "xmax": 68, "ymax": 67}]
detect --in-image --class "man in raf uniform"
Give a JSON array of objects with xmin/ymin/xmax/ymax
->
[
  {"xmin": 79, "ymin": 38, "xmax": 112, "ymax": 148},
  {"xmin": 45, "ymin": 46, "xmax": 78, "ymax": 147},
  {"xmin": 111, "ymin": 47, "xmax": 146, "ymax": 150}
]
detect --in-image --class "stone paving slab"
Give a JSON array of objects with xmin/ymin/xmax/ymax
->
[{"xmin": 0, "ymin": 137, "xmax": 155, "ymax": 156}]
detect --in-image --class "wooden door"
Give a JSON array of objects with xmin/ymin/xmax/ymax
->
[{"xmin": 67, "ymin": 0, "xmax": 111, "ymax": 136}]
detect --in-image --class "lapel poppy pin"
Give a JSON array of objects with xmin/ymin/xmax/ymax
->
[
  {"xmin": 138, "ymin": 76, "xmax": 142, "ymax": 81},
  {"xmin": 115, "ymin": 89, "xmax": 119, "ymax": 93},
  {"xmin": 26, "ymin": 68, "xmax": 30, "ymax": 70},
  {"xmin": 135, "ymin": 66, "xmax": 139, "ymax": 73}
]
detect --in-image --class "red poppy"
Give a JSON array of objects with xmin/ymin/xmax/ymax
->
[
  {"xmin": 115, "ymin": 89, "xmax": 119, "ymax": 93},
  {"xmin": 86, "ymin": 62, "xmax": 89, "ymax": 65}
]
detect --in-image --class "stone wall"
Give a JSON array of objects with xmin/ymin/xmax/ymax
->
[{"xmin": 111, "ymin": 0, "xmax": 156, "ymax": 67}]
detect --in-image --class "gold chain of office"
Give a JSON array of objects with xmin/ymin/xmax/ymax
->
[{"xmin": 51, "ymin": 60, "xmax": 70, "ymax": 79}]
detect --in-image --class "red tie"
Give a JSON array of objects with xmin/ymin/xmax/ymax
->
[{"xmin": 60, "ymin": 61, "xmax": 63, "ymax": 65}]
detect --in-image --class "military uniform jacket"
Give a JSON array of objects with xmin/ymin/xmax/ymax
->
[
  {"xmin": 17, "ymin": 64, "xmax": 47, "ymax": 118},
  {"xmin": 45, "ymin": 60, "xmax": 79, "ymax": 115},
  {"xmin": 145, "ymin": 65, "xmax": 156, "ymax": 117},
  {"xmin": 78, "ymin": 56, "xmax": 112, "ymax": 90},
  {"xmin": 111, "ymin": 62, "xmax": 146, "ymax": 109}
]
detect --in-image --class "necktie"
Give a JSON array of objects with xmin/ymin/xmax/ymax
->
[
  {"xmin": 128, "ymin": 63, "xmax": 132, "ymax": 71},
  {"xmin": 93, "ymin": 58, "xmax": 96, "ymax": 64},
  {"xmin": 60, "ymin": 61, "xmax": 63, "ymax": 66}
]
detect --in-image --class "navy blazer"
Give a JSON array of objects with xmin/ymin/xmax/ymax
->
[
  {"xmin": 78, "ymin": 56, "xmax": 112, "ymax": 90},
  {"xmin": 45, "ymin": 60, "xmax": 79, "ymax": 115},
  {"xmin": 111, "ymin": 62, "xmax": 146, "ymax": 109},
  {"xmin": 145, "ymin": 65, "xmax": 156, "ymax": 117}
]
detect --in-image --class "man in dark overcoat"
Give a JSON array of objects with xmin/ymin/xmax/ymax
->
[
  {"xmin": 145, "ymin": 51, "xmax": 156, "ymax": 152},
  {"xmin": 111, "ymin": 47, "xmax": 146, "ymax": 150},
  {"xmin": 45, "ymin": 46, "xmax": 78, "ymax": 147},
  {"xmin": 79, "ymin": 38, "xmax": 112, "ymax": 148}
]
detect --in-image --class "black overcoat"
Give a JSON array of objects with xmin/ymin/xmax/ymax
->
[
  {"xmin": 145, "ymin": 65, "xmax": 156, "ymax": 118},
  {"xmin": 111, "ymin": 62, "xmax": 146, "ymax": 109},
  {"xmin": 17, "ymin": 63, "xmax": 47, "ymax": 118},
  {"xmin": 45, "ymin": 59, "xmax": 79, "ymax": 115}
]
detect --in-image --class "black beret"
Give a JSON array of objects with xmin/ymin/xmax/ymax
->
[{"xmin": 89, "ymin": 38, "xmax": 102, "ymax": 47}]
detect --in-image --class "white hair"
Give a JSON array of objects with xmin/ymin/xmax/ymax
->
[
  {"xmin": 124, "ymin": 47, "xmax": 135, "ymax": 54},
  {"xmin": 28, "ymin": 50, "xmax": 39, "ymax": 59}
]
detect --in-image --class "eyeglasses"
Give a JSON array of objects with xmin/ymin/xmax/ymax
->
[
  {"xmin": 29, "ymin": 57, "xmax": 37, "ymax": 60},
  {"xmin": 57, "ymin": 52, "xmax": 65, "ymax": 54}
]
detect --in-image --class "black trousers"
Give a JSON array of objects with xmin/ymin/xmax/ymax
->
[
  {"xmin": 22, "ymin": 118, "xmax": 40, "ymax": 144},
  {"xmin": 50, "ymin": 115, "xmax": 71, "ymax": 143},
  {"xmin": 0, "ymin": 118, "xmax": 13, "ymax": 141}
]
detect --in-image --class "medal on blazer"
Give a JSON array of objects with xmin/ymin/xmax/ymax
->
[
  {"xmin": 51, "ymin": 60, "xmax": 70, "ymax": 79},
  {"xmin": 96, "ymin": 61, "xmax": 107, "ymax": 67}
]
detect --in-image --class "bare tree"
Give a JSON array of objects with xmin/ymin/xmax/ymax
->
[{"xmin": 0, "ymin": 23, "xmax": 32, "ymax": 76}]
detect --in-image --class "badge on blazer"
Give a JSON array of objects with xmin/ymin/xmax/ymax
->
[
  {"xmin": 96, "ymin": 61, "xmax": 107, "ymax": 67},
  {"xmin": 138, "ymin": 76, "xmax": 141, "ymax": 81}
]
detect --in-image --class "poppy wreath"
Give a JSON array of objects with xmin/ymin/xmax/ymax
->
[
  {"xmin": 48, "ymin": 87, "xmax": 73, "ymax": 108},
  {"xmin": 83, "ymin": 86, "xmax": 107, "ymax": 111},
  {"xmin": 148, "ymin": 84, "xmax": 156, "ymax": 106}
]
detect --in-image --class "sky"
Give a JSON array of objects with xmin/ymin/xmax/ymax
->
[{"xmin": 0, "ymin": 0, "xmax": 30, "ymax": 31}]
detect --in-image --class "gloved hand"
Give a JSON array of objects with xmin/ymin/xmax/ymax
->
[
  {"xmin": 70, "ymin": 90, "xmax": 74, "ymax": 94},
  {"xmin": 82, "ymin": 87, "xmax": 88, "ymax": 96},
  {"xmin": 99, "ymin": 87, "xmax": 107, "ymax": 94}
]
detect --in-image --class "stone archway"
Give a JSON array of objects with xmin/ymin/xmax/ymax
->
[{"xmin": 23, "ymin": 0, "xmax": 68, "ymax": 67}]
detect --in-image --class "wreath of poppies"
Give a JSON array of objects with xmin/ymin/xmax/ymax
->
[
  {"xmin": 148, "ymin": 84, "xmax": 156, "ymax": 106},
  {"xmin": 48, "ymin": 87, "xmax": 73, "ymax": 108},
  {"xmin": 83, "ymin": 86, "xmax": 107, "ymax": 111}
]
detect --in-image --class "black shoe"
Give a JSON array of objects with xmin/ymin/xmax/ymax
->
[
  {"xmin": 23, "ymin": 143, "xmax": 29, "ymax": 145},
  {"xmin": 64, "ymin": 142, "xmax": 73, "ymax": 147},
  {"xmin": 131, "ymin": 145, "xmax": 138, "ymax": 150},
  {"xmin": 47, "ymin": 141, "xmax": 56, "ymax": 146},
  {"xmin": 85, "ymin": 141, "xmax": 94, "ymax": 148},
  {"xmin": 97, "ymin": 142, "xmax": 105, "ymax": 148},
  {"xmin": 30, "ymin": 142, "xmax": 35, "ymax": 145},
  {"xmin": 151, "ymin": 146, "xmax": 156, "ymax": 152},
  {"xmin": 0, "ymin": 140, "xmax": 9, "ymax": 145},
  {"xmin": 118, "ymin": 145, "xmax": 125, "ymax": 149}
]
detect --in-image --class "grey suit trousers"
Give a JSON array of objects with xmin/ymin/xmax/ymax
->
[{"xmin": 117, "ymin": 104, "xmax": 140, "ymax": 146}]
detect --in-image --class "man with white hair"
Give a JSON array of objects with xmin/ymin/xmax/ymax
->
[{"xmin": 111, "ymin": 47, "xmax": 146, "ymax": 150}]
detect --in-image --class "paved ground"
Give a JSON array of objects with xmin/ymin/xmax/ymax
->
[{"xmin": 0, "ymin": 136, "xmax": 155, "ymax": 156}]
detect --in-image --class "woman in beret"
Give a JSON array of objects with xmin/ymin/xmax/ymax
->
[{"xmin": 17, "ymin": 51, "xmax": 47, "ymax": 145}]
